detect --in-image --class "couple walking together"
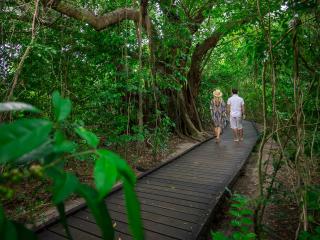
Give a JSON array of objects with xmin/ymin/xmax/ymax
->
[{"xmin": 210, "ymin": 89, "xmax": 245, "ymax": 142}]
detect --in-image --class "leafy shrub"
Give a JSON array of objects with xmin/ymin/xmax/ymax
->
[
  {"xmin": 148, "ymin": 116, "xmax": 175, "ymax": 159},
  {"xmin": 0, "ymin": 91, "xmax": 144, "ymax": 240},
  {"xmin": 211, "ymin": 193, "xmax": 256, "ymax": 240}
]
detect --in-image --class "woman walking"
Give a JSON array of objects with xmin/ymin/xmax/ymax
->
[{"xmin": 210, "ymin": 89, "xmax": 226, "ymax": 142}]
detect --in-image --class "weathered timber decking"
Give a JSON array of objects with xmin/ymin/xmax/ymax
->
[{"xmin": 36, "ymin": 121, "xmax": 258, "ymax": 240}]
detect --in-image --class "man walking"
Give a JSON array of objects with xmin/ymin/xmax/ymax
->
[{"xmin": 227, "ymin": 89, "xmax": 245, "ymax": 142}]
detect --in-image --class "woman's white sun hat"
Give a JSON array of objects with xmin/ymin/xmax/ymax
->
[{"xmin": 213, "ymin": 89, "xmax": 223, "ymax": 98}]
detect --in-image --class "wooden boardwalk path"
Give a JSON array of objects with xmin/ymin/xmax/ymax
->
[{"xmin": 36, "ymin": 121, "xmax": 258, "ymax": 240}]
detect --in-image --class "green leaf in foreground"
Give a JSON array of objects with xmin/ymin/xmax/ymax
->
[
  {"xmin": 2, "ymin": 221, "xmax": 17, "ymax": 240},
  {"xmin": 97, "ymin": 150, "xmax": 136, "ymax": 185},
  {"xmin": 76, "ymin": 184, "xmax": 114, "ymax": 240},
  {"xmin": 94, "ymin": 153, "xmax": 117, "ymax": 199},
  {"xmin": 56, "ymin": 203, "xmax": 73, "ymax": 240},
  {"xmin": 0, "ymin": 102, "xmax": 40, "ymax": 113},
  {"xmin": 123, "ymin": 180, "xmax": 144, "ymax": 240},
  {"xmin": 52, "ymin": 91, "xmax": 71, "ymax": 122},
  {"xmin": 54, "ymin": 131, "xmax": 76, "ymax": 153},
  {"xmin": 96, "ymin": 149, "xmax": 143, "ymax": 239},
  {"xmin": 46, "ymin": 168, "xmax": 79, "ymax": 204},
  {"xmin": 14, "ymin": 222, "xmax": 37, "ymax": 240},
  {"xmin": 0, "ymin": 119, "xmax": 52, "ymax": 164},
  {"xmin": 75, "ymin": 127, "xmax": 99, "ymax": 148}
]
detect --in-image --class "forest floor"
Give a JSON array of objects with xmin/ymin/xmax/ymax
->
[
  {"xmin": 3, "ymin": 133, "xmax": 201, "ymax": 229},
  {"xmin": 210, "ymin": 126, "xmax": 299, "ymax": 240}
]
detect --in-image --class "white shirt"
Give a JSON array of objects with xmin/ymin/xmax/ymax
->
[{"xmin": 227, "ymin": 94, "xmax": 244, "ymax": 117}]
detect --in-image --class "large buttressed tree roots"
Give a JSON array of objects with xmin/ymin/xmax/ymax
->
[{"xmin": 5, "ymin": 0, "xmax": 256, "ymax": 140}]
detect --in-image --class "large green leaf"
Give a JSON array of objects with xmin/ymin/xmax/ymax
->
[
  {"xmin": 97, "ymin": 150, "xmax": 143, "ymax": 240},
  {"xmin": 76, "ymin": 184, "xmax": 114, "ymax": 240},
  {"xmin": 97, "ymin": 150, "xmax": 135, "ymax": 185},
  {"xmin": 75, "ymin": 127, "xmax": 99, "ymax": 148},
  {"xmin": 0, "ymin": 208, "xmax": 18, "ymax": 240},
  {"xmin": 14, "ymin": 222, "xmax": 37, "ymax": 240},
  {"xmin": 0, "ymin": 119, "xmax": 52, "ymax": 164},
  {"xmin": 96, "ymin": 148, "xmax": 141, "ymax": 240},
  {"xmin": 0, "ymin": 206, "xmax": 4, "ymax": 231},
  {"xmin": 94, "ymin": 153, "xmax": 117, "ymax": 200},
  {"xmin": 52, "ymin": 91, "xmax": 71, "ymax": 122},
  {"xmin": 53, "ymin": 173, "xmax": 78, "ymax": 204},
  {"xmin": 3, "ymin": 221, "xmax": 17, "ymax": 240},
  {"xmin": 0, "ymin": 102, "xmax": 40, "ymax": 113},
  {"xmin": 123, "ymin": 180, "xmax": 144, "ymax": 240},
  {"xmin": 56, "ymin": 203, "xmax": 73, "ymax": 240},
  {"xmin": 16, "ymin": 141, "xmax": 53, "ymax": 164},
  {"xmin": 46, "ymin": 168, "xmax": 79, "ymax": 204},
  {"xmin": 53, "ymin": 131, "xmax": 77, "ymax": 154}
]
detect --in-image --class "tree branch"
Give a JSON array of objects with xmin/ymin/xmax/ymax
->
[
  {"xmin": 187, "ymin": 18, "xmax": 252, "ymax": 98},
  {"xmin": 41, "ymin": 0, "xmax": 146, "ymax": 31}
]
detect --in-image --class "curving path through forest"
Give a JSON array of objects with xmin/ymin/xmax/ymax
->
[{"xmin": 36, "ymin": 121, "xmax": 258, "ymax": 240}]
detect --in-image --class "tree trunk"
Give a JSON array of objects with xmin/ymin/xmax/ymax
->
[{"xmin": 174, "ymin": 91, "xmax": 207, "ymax": 141}]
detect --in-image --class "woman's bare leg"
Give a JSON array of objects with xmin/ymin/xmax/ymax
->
[{"xmin": 217, "ymin": 127, "xmax": 221, "ymax": 139}]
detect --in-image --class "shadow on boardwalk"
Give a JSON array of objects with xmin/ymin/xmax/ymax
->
[{"xmin": 37, "ymin": 121, "xmax": 258, "ymax": 240}]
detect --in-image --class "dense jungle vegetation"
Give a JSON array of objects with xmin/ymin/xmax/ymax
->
[{"xmin": 0, "ymin": 0, "xmax": 319, "ymax": 239}]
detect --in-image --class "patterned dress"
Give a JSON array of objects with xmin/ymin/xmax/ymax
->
[{"xmin": 210, "ymin": 99, "xmax": 226, "ymax": 128}]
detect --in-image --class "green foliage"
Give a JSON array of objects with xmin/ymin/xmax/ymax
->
[
  {"xmin": 75, "ymin": 127, "xmax": 100, "ymax": 148},
  {"xmin": 306, "ymin": 185, "xmax": 320, "ymax": 210},
  {"xmin": 0, "ymin": 92, "xmax": 144, "ymax": 240},
  {"xmin": 148, "ymin": 116, "xmax": 175, "ymax": 159},
  {"xmin": 211, "ymin": 194, "xmax": 255, "ymax": 240},
  {"xmin": 94, "ymin": 153, "xmax": 118, "ymax": 200},
  {"xmin": 0, "ymin": 207, "xmax": 37, "ymax": 240},
  {"xmin": 299, "ymin": 227, "xmax": 320, "ymax": 240},
  {"xmin": 0, "ymin": 119, "xmax": 52, "ymax": 164},
  {"xmin": 52, "ymin": 91, "xmax": 72, "ymax": 122}
]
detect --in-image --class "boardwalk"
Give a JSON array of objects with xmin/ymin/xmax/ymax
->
[{"xmin": 36, "ymin": 121, "xmax": 258, "ymax": 240}]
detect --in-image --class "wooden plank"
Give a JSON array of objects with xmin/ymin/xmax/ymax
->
[
  {"xmin": 107, "ymin": 202, "xmax": 201, "ymax": 224},
  {"xmin": 134, "ymin": 191, "xmax": 209, "ymax": 209},
  {"xmin": 171, "ymin": 161, "xmax": 241, "ymax": 167},
  {"xmin": 135, "ymin": 185, "xmax": 211, "ymax": 203},
  {"xmin": 77, "ymin": 207, "xmax": 196, "ymax": 232},
  {"xmin": 108, "ymin": 195, "xmax": 207, "ymax": 216},
  {"xmin": 140, "ymin": 178, "xmax": 218, "ymax": 195},
  {"xmin": 67, "ymin": 216, "xmax": 132, "ymax": 240},
  {"xmin": 157, "ymin": 166, "xmax": 232, "ymax": 175},
  {"xmin": 137, "ymin": 181, "xmax": 212, "ymax": 199},
  {"xmin": 168, "ymin": 164, "xmax": 235, "ymax": 172},
  {"xmin": 48, "ymin": 217, "xmax": 130, "ymax": 240},
  {"xmin": 37, "ymin": 230, "xmax": 67, "ymax": 240},
  {"xmin": 150, "ymin": 171, "xmax": 226, "ymax": 182},
  {"xmin": 48, "ymin": 223, "xmax": 103, "ymax": 240},
  {"xmin": 109, "ymin": 210, "xmax": 192, "ymax": 240},
  {"xmin": 167, "ymin": 164, "xmax": 238, "ymax": 173},
  {"xmin": 148, "ymin": 174, "xmax": 226, "ymax": 186},
  {"xmin": 153, "ymin": 166, "xmax": 226, "ymax": 176},
  {"xmin": 145, "ymin": 176, "xmax": 218, "ymax": 190}
]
